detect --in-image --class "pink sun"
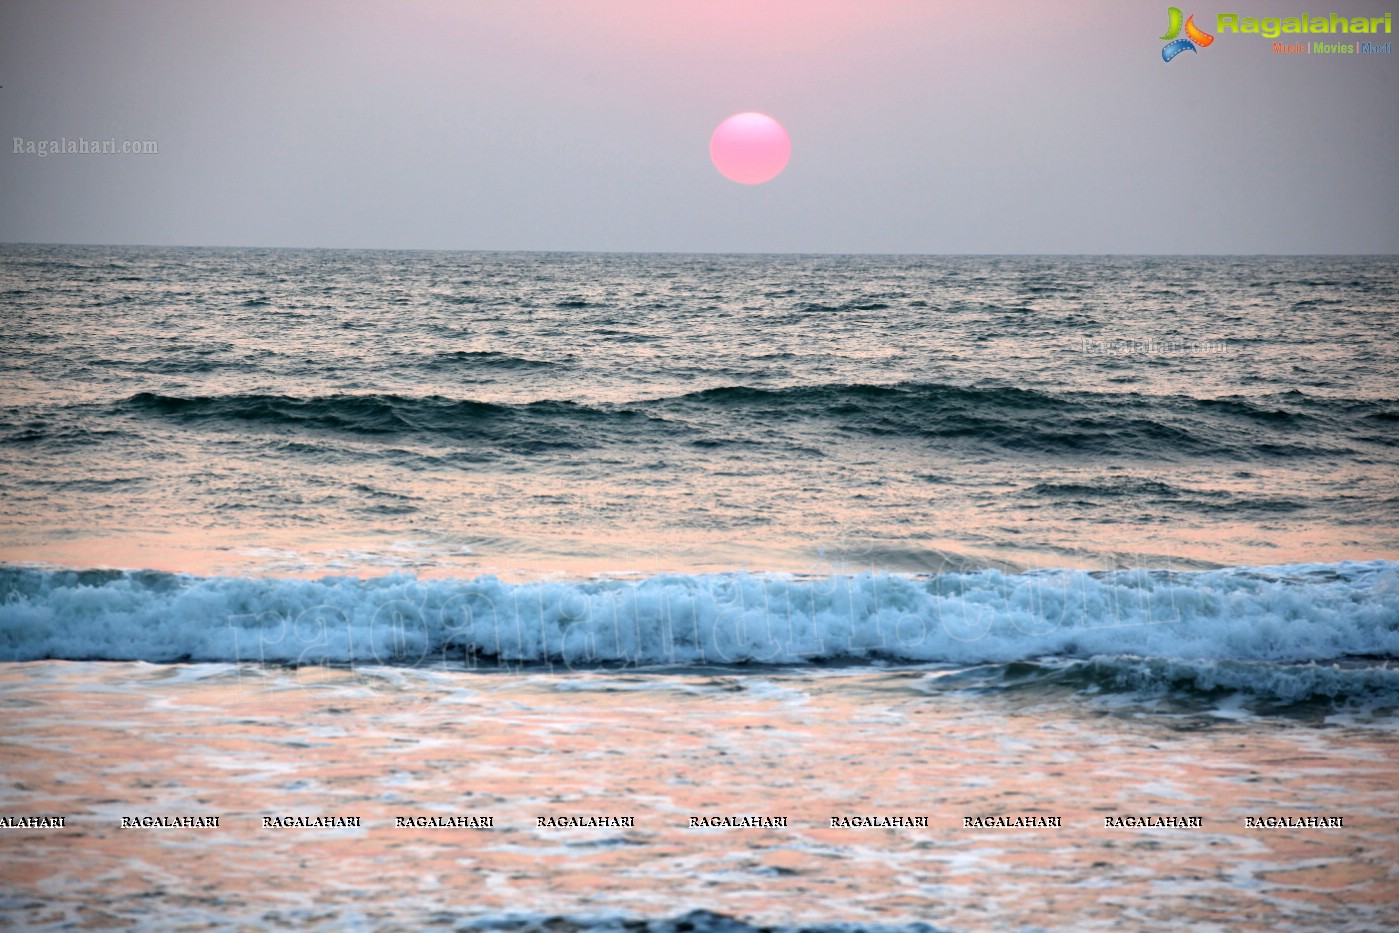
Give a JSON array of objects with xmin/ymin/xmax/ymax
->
[{"xmin": 709, "ymin": 112, "xmax": 791, "ymax": 185}]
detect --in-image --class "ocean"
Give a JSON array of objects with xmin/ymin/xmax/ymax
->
[{"xmin": 1, "ymin": 246, "xmax": 1397, "ymax": 931}]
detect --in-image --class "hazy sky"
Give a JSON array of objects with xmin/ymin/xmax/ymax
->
[{"xmin": 1, "ymin": 0, "xmax": 1396, "ymax": 253}]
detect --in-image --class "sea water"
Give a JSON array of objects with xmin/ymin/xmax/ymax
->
[{"xmin": 1, "ymin": 247, "xmax": 1397, "ymax": 931}]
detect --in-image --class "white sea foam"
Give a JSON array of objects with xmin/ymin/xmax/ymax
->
[{"xmin": 1, "ymin": 562, "xmax": 1395, "ymax": 677}]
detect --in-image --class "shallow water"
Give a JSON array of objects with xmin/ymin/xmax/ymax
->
[{"xmin": 2, "ymin": 661, "xmax": 1396, "ymax": 931}]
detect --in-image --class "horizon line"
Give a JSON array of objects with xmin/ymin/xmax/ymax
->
[{"xmin": 3, "ymin": 241, "xmax": 1397, "ymax": 259}]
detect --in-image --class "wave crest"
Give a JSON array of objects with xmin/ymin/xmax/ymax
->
[{"xmin": 2, "ymin": 562, "xmax": 1395, "ymax": 681}]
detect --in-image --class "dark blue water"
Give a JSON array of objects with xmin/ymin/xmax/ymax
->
[{"xmin": 2, "ymin": 247, "xmax": 1395, "ymax": 579}]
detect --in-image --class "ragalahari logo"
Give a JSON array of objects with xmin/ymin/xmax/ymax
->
[{"xmin": 1161, "ymin": 7, "xmax": 1215, "ymax": 60}]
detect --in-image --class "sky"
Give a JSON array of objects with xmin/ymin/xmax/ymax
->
[{"xmin": 1, "ymin": 0, "xmax": 1396, "ymax": 254}]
